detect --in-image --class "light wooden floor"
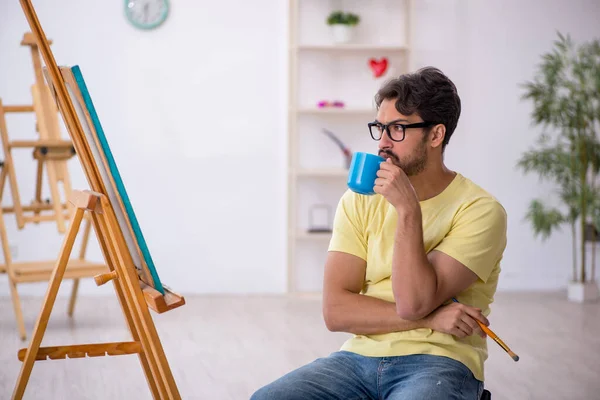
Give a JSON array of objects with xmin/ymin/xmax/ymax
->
[{"xmin": 0, "ymin": 291, "xmax": 599, "ymax": 399}]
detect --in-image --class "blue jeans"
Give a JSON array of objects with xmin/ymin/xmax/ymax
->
[{"xmin": 251, "ymin": 351, "xmax": 484, "ymax": 400}]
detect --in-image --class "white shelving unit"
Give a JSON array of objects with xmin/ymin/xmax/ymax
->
[
  {"xmin": 297, "ymin": 44, "xmax": 409, "ymax": 52},
  {"xmin": 287, "ymin": 0, "xmax": 414, "ymax": 293}
]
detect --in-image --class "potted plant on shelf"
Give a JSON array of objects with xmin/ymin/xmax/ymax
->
[
  {"xmin": 326, "ymin": 11, "xmax": 360, "ymax": 44},
  {"xmin": 517, "ymin": 32, "xmax": 600, "ymax": 302}
]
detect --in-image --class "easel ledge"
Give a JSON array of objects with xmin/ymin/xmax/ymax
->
[
  {"xmin": 93, "ymin": 269, "xmax": 186, "ymax": 314},
  {"xmin": 67, "ymin": 188, "xmax": 185, "ymax": 314},
  {"xmin": 142, "ymin": 282, "xmax": 185, "ymax": 313}
]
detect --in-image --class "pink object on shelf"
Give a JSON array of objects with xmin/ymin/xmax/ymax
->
[{"xmin": 317, "ymin": 100, "xmax": 345, "ymax": 108}]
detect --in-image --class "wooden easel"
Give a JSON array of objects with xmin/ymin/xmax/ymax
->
[
  {"xmin": 0, "ymin": 32, "xmax": 106, "ymax": 341},
  {"xmin": 13, "ymin": 0, "xmax": 185, "ymax": 398},
  {"xmin": 2, "ymin": 32, "xmax": 75, "ymax": 233},
  {"xmin": 13, "ymin": 190, "xmax": 182, "ymax": 400}
]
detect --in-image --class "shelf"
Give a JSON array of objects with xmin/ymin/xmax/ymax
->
[
  {"xmin": 297, "ymin": 108, "xmax": 376, "ymax": 115},
  {"xmin": 297, "ymin": 44, "xmax": 408, "ymax": 52},
  {"xmin": 296, "ymin": 231, "xmax": 332, "ymax": 240},
  {"xmin": 295, "ymin": 168, "xmax": 348, "ymax": 178},
  {"xmin": 287, "ymin": 0, "xmax": 413, "ymax": 293}
]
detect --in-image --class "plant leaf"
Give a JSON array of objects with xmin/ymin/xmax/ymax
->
[{"xmin": 524, "ymin": 199, "xmax": 565, "ymax": 240}]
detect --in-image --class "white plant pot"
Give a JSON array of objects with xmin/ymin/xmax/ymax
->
[
  {"xmin": 330, "ymin": 25, "xmax": 353, "ymax": 44},
  {"xmin": 567, "ymin": 281, "xmax": 600, "ymax": 303}
]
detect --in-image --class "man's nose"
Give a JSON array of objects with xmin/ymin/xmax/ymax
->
[{"xmin": 378, "ymin": 130, "xmax": 393, "ymax": 149}]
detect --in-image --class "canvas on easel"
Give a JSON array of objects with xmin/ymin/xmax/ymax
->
[
  {"xmin": 0, "ymin": 32, "xmax": 107, "ymax": 341},
  {"xmin": 12, "ymin": 0, "xmax": 185, "ymax": 399},
  {"xmin": 59, "ymin": 65, "xmax": 177, "ymax": 301}
]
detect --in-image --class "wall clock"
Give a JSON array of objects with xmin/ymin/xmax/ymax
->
[{"xmin": 125, "ymin": 0, "xmax": 170, "ymax": 30}]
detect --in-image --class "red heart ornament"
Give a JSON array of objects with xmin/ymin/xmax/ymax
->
[{"xmin": 369, "ymin": 57, "xmax": 388, "ymax": 78}]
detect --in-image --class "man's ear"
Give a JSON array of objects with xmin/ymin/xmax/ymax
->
[{"xmin": 430, "ymin": 124, "xmax": 446, "ymax": 148}]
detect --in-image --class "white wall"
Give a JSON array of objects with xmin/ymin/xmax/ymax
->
[
  {"xmin": 409, "ymin": 0, "xmax": 600, "ymax": 290},
  {"xmin": 0, "ymin": 0, "xmax": 289, "ymax": 296},
  {"xmin": 0, "ymin": 0, "xmax": 599, "ymax": 296}
]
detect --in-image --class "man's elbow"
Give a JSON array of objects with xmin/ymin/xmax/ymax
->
[
  {"xmin": 322, "ymin": 304, "xmax": 343, "ymax": 332},
  {"xmin": 395, "ymin": 301, "xmax": 430, "ymax": 321}
]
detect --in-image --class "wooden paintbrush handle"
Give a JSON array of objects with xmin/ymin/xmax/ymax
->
[
  {"xmin": 476, "ymin": 320, "xmax": 496, "ymax": 339},
  {"xmin": 477, "ymin": 320, "xmax": 511, "ymax": 351}
]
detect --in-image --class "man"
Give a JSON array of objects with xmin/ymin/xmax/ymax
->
[{"xmin": 252, "ymin": 67, "xmax": 507, "ymax": 399}]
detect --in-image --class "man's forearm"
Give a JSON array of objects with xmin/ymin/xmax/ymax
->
[
  {"xmin": 392, "ymin": 207, "xmax": 438, "ymax": 319},
  {"xmin": 323, "ymin": 289, "xmax": 428, "ymax": 335}
]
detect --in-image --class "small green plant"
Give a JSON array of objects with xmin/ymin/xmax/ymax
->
[
  {"xmin": 326, "ymin": 11, "xmax": 360, "ymax": 26},
  {"xmin": 517, "ymin": 32, "xmax": 600, "ymax": 284}
]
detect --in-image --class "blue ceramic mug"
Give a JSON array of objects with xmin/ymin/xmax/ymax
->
[{"xmin": 347, "ymin": 152, "xmax": 385, "ymax": 195}]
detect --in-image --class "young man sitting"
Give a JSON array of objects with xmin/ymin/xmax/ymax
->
[{"xmin": 252, "ymin": 66, "xmax": 507, "ymax": 400}]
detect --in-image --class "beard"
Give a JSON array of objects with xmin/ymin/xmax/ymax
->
[{"xmin": 379, "ymin": 136, "xmax": 428, "ymax": 177}]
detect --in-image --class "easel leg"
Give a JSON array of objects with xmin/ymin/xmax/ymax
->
[
  {"xmin": 12, "ymin": 208, "xmax": 85, "ymax": 400},
  {"xmin": 113, "ymin": 272, "xmax": 161, "ymax": 398},
  {"xmin": 67, "ymin": 279, "xmax": 79, "ymax": 317},
  {"xmin": 0, "ymin": 200, "xmax": 27, "ymax": 340},
  {"xmin": 9, "ymin": 280, "xmax": 26, "ymax": 341},
  {"xmin": 46, "ymin": 160, "xmax": 66, "ymax": 233},
  {"xmin": 0, "ymin": 163, "xmax": 8, "ymax": 200},
  {"xmin": 92, "ymin": 211, "xmax": 171, "ymax": 399},
  {"xmin": 57, "ymin": 160, "xmax": 74, "ymax": 213},
  {"xmin": 67, "ymin": 215, "xmax": 92, "ymax": 317},
  {"xmin": 0, "ymin": 101, "xmax": 25, "ymax": 229},
  {"xmin": 94, "ymin": 201, "xmax": 180, "ymax": 398},
  {"xmin": 33, "ymin": 158, "xmax": 43, "ymax": 222},
  {"xmin": 121, "ymin": 265, "xmax": 178, "ymax": 398}
]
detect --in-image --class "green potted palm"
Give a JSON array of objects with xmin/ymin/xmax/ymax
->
[
  {"xmin": 326, "ymin": 11, "xmax": 360, "ymax": 44},
  {"xmin": 517, "ymin": 32, "xmax": 600, "ymax": 302}
]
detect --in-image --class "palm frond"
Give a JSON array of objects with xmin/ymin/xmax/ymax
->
[
  {"xmin": 524, "ymin": 199, "xmax": 566, "ymax": 240},
  {"xmin": 516, "ymin": 138, "xmax": 579, "ymax": 184}
]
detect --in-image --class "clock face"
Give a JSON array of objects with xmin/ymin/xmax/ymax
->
[{"xmin": 125, "ymin": 0, "xmax": 169, "ymax": 30}]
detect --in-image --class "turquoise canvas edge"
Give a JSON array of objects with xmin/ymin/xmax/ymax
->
[{"xmin": 70, "ymin": 65, "xmax": 165, "ymax": 295}]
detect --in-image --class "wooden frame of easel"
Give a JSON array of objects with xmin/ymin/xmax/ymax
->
[
  {"xmin": 2, "ymin": 32, "xmax": 76, "ymax": 233},
  {"xmin": 12, "ymin": 1, "xmax": 185, "ymax": 398},
  {"xmin": 0, "ymin": 32, "xmax": 108, "ymax": 341}
]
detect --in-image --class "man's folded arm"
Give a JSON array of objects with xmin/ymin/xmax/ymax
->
[{"xmin": 322, "ymin": 251, "xmax": 427, "ymax": 335}]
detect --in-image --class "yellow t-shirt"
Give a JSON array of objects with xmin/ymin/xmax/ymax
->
[{"xmin": 327, "ymin": 172, "xmax": 507, "ymax": 382}]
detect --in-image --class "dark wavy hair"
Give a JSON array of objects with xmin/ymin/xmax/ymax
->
[{"xmin": 374, "ymin": 66, "xmax": 461, "ymax": 151}]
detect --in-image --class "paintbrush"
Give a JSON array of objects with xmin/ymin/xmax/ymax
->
[{"xmin": 452, "ymin": 298, "xmax": 519, "ymax": 362}]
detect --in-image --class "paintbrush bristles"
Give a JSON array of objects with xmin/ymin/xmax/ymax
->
[{"xmin": 509, "ymin": 352, "xmax": 520, "ymax": 362}]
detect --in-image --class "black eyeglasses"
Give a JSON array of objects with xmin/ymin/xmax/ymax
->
[{"xmin": 368, "ymin": 120, "xmax": 434, "ymax": 142}]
